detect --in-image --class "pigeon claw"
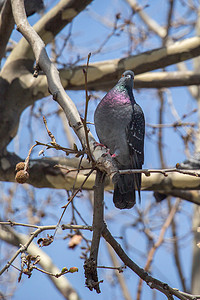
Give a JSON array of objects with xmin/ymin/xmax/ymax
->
[{"xmin": 94, "ymin": 141, "xmax": 106, "ymax": 149}]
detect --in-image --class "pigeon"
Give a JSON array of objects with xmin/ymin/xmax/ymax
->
[{"xmin": 94, "ymin": 70, "xmax": 145, "ymax": 209}]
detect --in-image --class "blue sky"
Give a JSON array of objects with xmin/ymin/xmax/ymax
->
[{"xmin": 1, "ymin": 0, "xmax": 198, "ymax": 299}]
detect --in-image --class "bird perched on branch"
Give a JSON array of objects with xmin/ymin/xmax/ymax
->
[{"xmin": 94, "ymin": 70, "xmax": 145, "ymax": 209}]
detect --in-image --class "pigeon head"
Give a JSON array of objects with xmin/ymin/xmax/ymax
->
[{"xmin": 118, "ymin": 70, "xmax": 134, "ymax": 89}]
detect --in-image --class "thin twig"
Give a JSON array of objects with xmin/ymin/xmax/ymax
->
[
  {"xmin": 31, "ymin": 265, "xmax": 78, "ymax": 278},
  {"xmin": 0, "ymin": 221, "xmax": 92, "ymax": 231},
  {"xmin": 163, "ymin": 0, "xmax": 175, "ymax": 44},
  {"xmin": 83, "ymin": 53, "xmax": 93, "ymax": 162},
  {"xmin": 61, "ymin": 168, "xmax": 95, "ymax": 209},
  {"xmin": 24, "ymin": 143, "xmax": 37, "ymax": 171},
  {"xmin": 168, "ymin": 199, "xmax": 187, "ymax": 292},
  {"xmin": 54, "ymin": 165, "xmax": 91, "ymax": 173},
  {"xmin": 53, "ymin": 155, "xmax": 87, "ymax": 237},
  {"xmin": 158, "ymin": 89, "xmax": 166, "ymax": 168},
  {"xmin": 147, "ymin": 122, "xmax": 195, "ymax": 128},
  {"xmin": 35, "ymin": 140, "xmax": 85, "ymax": 156},
  {"xmin": 170, "ymin": 289, "xmax": 200, "ymax": 300},
  {"xmin": 43, "ymin": 116, "xmax": 56, "ymax": 143},
  {"xmin": 0, "ymin": 222, "xmax": 92, "ymax": 276},
  {"xmin": 97, "ymin": 265, "xmax": 125, "ymax": 272},
  {"xmin": 118, "ymin": 168, "xmax": 200, "ymax": 177}
]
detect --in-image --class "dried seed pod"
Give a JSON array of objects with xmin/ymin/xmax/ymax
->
[
  {"xmin": 15, "ymin": 162, "xmax": 25, "ymax": 172},
  {"xmin": 15, "ymin": 170, "xmax": 29, "ymax": 184}
]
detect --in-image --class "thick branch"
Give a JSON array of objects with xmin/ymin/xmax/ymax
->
[
  {"xmin": 0, "ymin": 152, "xmax": 97, "ymax": 189},
  {"xmin": 84, "ymin": 169, "xmax": 105, "ymax": 293},
  {"xmin": 33, "ymin": 70, "xmax": 200, "ymax": 94},
  {"xmin": 4, "ymin": 0, "xmax": 93, "ymax": 67},
  {"xmin": 57, "ymin": 36, "xmax": 200, "ymax": 90},
  {"xmin": 125, "ymin": 0, "xmax": 166, "ymax": 38},
  {"xmin": 10, "ymin": 0, "xmax": 118, "ymax": 178},
  {"xmin": 0, "ymin": 0, "xmax": 15, "ymax": 61},
  {"xmin": 102, "ymin": 223, "xmax": 190, "ymax": 300},
  {"xmin": 2, "ymin": 153, "xmax": 200, "ymax": 200},
  {"xmin": 1, "ymin": 36, "xmax": 200, "ymax": 153},
  {"xmin": 135, "ymin": 71, "xmax": 200, "ymax": 89},
  {"xmin": 0, "ymin": 0, "xmax": 93, "ymax": 151}
]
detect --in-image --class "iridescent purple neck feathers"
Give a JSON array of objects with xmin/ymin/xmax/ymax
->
[{"xmin": 100, "ymin": 70, "xmax": 135, "ymax": 107}]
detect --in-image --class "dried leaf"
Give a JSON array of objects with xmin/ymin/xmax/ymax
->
[
  {"xmin": 68, "ymin": 234, "xmax": 82, "ymax": 249},
  {"xmin": 37, "ymin": 235, "xmax": 54, "ymax": 247}
]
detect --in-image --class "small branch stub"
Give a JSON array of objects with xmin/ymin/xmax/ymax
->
[{"xmin": 84, "ymin": 258, "xmax": 102, "ymax": 293}]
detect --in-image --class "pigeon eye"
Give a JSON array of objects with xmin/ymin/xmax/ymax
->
[{"xmin": 122, "ymin": 74, "xmax": 125, "ymax": 77}]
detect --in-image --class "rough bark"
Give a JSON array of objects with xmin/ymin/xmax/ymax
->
[
  {"xmin": 0, "ymin": 0, "xmax": 15, "ymax": 61},
  {"xmin": 2, "ymin": 152, "xmax": 200, "ymax": 202},
  {"xmin": 1, "ymin": 36, "xmax": 200, "ymax": 153},
  {"xmin": 34, "ymin": 70, "xmax": 200, "ymax": 93}
]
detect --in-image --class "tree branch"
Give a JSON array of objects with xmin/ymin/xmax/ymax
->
[
  {"xmin": 10, "ymin": 0, "xmax": 118, "ymax": 178},
  {"xmin": 0, "ymin": 224, "xmax": 82, "ymax": 300},
  {"xmin": 84, "ymin": 169, "xmax": 105, "ymax": 293},
  {"xmin": 1, "ymin": 35, "xmax": 200, "ymax": 153},
  {"xmin": 125, "ymin": 0, "xmax": 166, "ymax": 38},
  {"xmin": 2, "ymin": 152, "xmax": 200, "ymax": 203},
  {"xmin": 4, "ymin": 0, "xmax": 93, "ymax": 67},
  {"xmin": 46, "ymin": 70, "xmax": 200, "ymax": 92},
  {"xmin": 0, "ymin": 221, "xmax": 92, "ymax": 276},
  {"xmin": 0, "ymin": 0, "xmax": 15, "ymax": 61},
  {"xmin": 57, "ymin": 36, "xmax": 200, "ymax": 90},
  {"xmin": 102, "ymin": 223, "xmax": 193, "ymax": 300}
]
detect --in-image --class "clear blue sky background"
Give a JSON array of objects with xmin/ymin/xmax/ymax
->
[{"xmin": 1, "ymin": 0, "xmax": 198, "ymax": 299}]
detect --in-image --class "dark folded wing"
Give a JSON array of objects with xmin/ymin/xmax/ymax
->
[{"xmin": 126, "ymin": 104, "xmax": 145, "ymax": 200}]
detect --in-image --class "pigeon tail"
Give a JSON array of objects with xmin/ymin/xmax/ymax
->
[{"xmin": 113, "ymin": 174, "xmax": 136, "ymax": 209}]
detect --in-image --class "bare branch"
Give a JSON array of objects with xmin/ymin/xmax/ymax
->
[
  {"xmin": 84, "ymin": 169, "xmax": 105, "ymax": 293},
  {"xmin": 2, "ymin": 152, "xmax": 200, "ymax": 198},
  {"xmin": 163, "ymin": 0, "xmax": 175, "ymax": 44},
  {"xmin": 4, "ymin": 0, "xmax": 93, "ymax": 67},
  {"xmin": 0, "ymin": 224, "xmax": 82, "ymax": 300},
  {"xmin": 119, "ymin": 167, "xmax": 200, "ymax": 177},
  {"xmin": 34, "ymin": 70, "xmax": 200, "ymax": 93},
  {"xmin": 0, "ymin": 221, "xmax": 92, "ymax": 276},
  {"xmin": 102, "ymin": 223, "xmax": 191, "ymax": 300},
  {"xmin": 125, "ymin": 0, "xmax": 166, "ymax": 38},
  {"xmin": 59, "ymin": 36, "xmax": 200, "ymax": 89},
  {"xmin": 0, "ymin": 221, "xmax": 92, "ymax": 231},
  {"xmin": 0, "ymin": 0, "xmax": 15, "ymax": 61},
  {"xmin": 10, "ymin": 0, "xmax": 118, "ymax": 179}
]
